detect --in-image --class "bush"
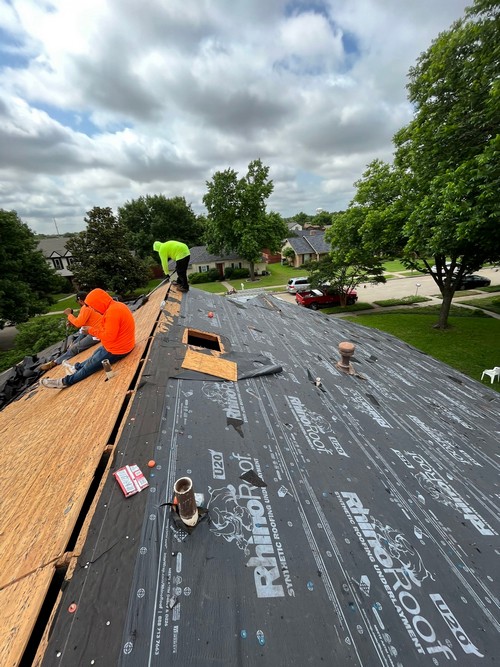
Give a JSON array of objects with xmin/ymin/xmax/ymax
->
[
  {"xmin": 0, "ymin": 315, "xmax": 69, "ymax": 373},
  {"xmin": 226, "ymin": 267, "xmax": 250, "ymax": 279},
  {"xmin": 189, "ymin": 269, "xmax": 221, "ymax": 284}
]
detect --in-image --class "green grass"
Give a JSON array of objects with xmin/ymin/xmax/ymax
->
[
  {"xmin": 344, "ymin": 312, "xmax": 500, "ymax": 392},
  {"xmin": 477, "ymin": 285, "xmax": 500, "ymax": 293},
  {"xmin": 195, "ymin": 263, "xmax": 303, "ymax": 292},
  {"xmin": 322, "ymin": 302, "xmax": 374, "ymax": 314},
  {"xmin": 373, "ymin": 296, "xmax": 431, "ymax": 307},
  {"xmin": 46, "ymin": 295, "xmax": 78, "ymax": 312},
  {"xmin": 381, "ymin": 259, "xmax": 408, "ymax": 272},
  {"xmin": 195, "ymin": 282, "xmax": 228, "ymax": 294},
  {"xmin": 458, "ymin": 295, "xmax": 500, "ymax": 315}
]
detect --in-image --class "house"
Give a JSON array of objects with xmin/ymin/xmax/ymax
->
[
  {"xmin": 37, "ymin": 236, "xmax": 74, "ymax": 281},
  {"xmin": 281, "ymin": 230, "xmax": 331, "ymax": 267},
  {"xmin": 0, "ymin": 285, "xmax": 498, "ymax": 665},
  {"xmin": 287, "ymin": 221, "xmax": 303, "ymax": 232},
  {"xmin": 188, "ymin": 244, "xmax": 267, "ymax": 278}
]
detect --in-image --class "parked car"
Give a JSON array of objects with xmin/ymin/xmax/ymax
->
[
  {"xmin": 457, "ymin": 274, "xmax": 491, "ymax": 290},
  {"xmin": 430, "ymin": 262, "xmax": 464, "ymax": 275},
  {"xmin": 286, "ymin": 277, "xmax": 311, "ymax": 294},
  {"xmin": 296, "ymin": 288, "xmax": 358, "ymax": 310}
]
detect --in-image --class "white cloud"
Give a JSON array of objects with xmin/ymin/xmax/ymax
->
[{"xmin": 0, "ymin": 0, "xmax": 470, "ymax": 233}]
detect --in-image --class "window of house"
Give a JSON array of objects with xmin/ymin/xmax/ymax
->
[
  {"xmin": 52, "ymin": 257, "xmax": 63, "ymax": 270},
  {"xmin": 198, "ymin": 265, "xmax": 210, "ymax": 273},
  {"xmin": 66, "ymin": 257, "xmax": 74, "ymax": 266}
]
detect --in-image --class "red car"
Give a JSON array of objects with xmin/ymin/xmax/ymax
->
[{"xmin": 295, "ymin": 287, "xmax": 358, "ymax": 310}]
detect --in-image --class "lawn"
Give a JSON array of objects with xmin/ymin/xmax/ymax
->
[
  {"xmin": 458, "ymin": 295, "xmax": 500, "ymax": 315},
  {"xmin": 197, "ymin": 263, "xmax": 305, "ymax": 292},
  {"xmin": 344, "ymin": 311, "xmax": 500, "ymax": 392}
]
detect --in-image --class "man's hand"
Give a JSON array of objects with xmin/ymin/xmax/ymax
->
[
  {"xmin": 80, "ymin": 326, "xmax": 90, "ymax": 334},
  {"xmin": 63, "ymin": 308, "xmax": 73, "ymax": 315}
]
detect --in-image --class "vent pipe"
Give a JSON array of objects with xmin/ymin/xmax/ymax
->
[{"xmin": 174, "ymin": 477, "xmax": 199, "ymax": 526}]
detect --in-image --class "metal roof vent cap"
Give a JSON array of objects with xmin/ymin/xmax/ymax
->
[{"xmin": 337, "ymin": 341, "xmax": 356, "ymax": 374}]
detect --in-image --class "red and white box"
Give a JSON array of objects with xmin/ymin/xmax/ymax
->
[{"xmin": 114, "ymin": 464, "xmax": 149, "ymax": 498}]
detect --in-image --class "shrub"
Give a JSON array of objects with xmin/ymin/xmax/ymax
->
[
  {"xmin": 227, "ymin": 268, "xmax": 250, "ymax": 279},
  {"xmin": 189, "ymin": 269, "xmax": 220, "ymax": 284}
]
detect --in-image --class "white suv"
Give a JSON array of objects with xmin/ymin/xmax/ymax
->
[{"xmin": 287, "ymin": 277, "xmax": 311, "ymax": 293}]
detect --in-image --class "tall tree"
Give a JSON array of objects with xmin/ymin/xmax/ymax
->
[
  {"xmin": 392, "ymin": 0, "xmax": 500, "ymax": 328},
  {"xmin": 203, "ymin": 159, "xmax": 286, "ymax": 280},
  {"xmin": 67, "ymin": 207, "xmax": 150, "ymax": 296},
  {"xmin": 0, "ymin": 209, "xmax": 63, "ymax": 324},
  {"xmin": 305, "ymin": 208, "xmax": 386, "ymax": 305},
  {"xmin": 118, "ymin": 195, "xmax": 205, "ymax": 259}
]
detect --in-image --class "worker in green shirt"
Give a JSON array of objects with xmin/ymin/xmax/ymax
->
[{"xmin": 153, "ymin": 240, "xmax": 191, "ymax": 292}]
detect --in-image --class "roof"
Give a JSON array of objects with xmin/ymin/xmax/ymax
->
[
  {"xmin": 37, "ymin": 236, "xmax": 72, "ymax": 257},
  {"xmin": 1, "ymin": 286, "xmax": 499, "ymax": 666},
  {"xmin": 286, "ymin": 231, "xmax": 331, "ymax": 255},
  {"xmin": 190, "ymin": 244, "xmax": 265, "ymax": 264}
]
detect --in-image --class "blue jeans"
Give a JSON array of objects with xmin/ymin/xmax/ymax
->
[
  {"xmin": 57, "ymin": 333, "xmax": 98, "ymax": 364},
  {"xmin": 63, "ymin": 345, "xmax": 131, "ymax": 386}
]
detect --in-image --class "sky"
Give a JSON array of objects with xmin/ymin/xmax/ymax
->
[{"xmin": 0, "ymin": 0, "xmax": 470, "ymax": 235}]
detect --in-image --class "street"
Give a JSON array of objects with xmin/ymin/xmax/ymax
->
[{"xmin": 275, "ymin": 267, "xmax": 500, "ymax": 307}]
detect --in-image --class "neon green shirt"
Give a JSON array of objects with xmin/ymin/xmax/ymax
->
[{"xmin": 153, "ymin": 241, "xmax": 190, "ymax": 274}]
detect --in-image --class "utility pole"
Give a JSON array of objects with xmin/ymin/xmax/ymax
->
[{"xmin": 53, "ymin": 218, "xmax": 60, "ymax": 235}]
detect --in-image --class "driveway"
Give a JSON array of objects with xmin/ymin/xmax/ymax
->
[{"xmin": 0, "ymin": 326, "xmax": 18, "ymax": 352}]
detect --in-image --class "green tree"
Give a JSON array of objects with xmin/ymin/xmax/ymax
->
[
  {"xmin": 203, "ymin": 159, "xmax": 287, "ymax": 280},
  {"xmin": 392, "ymin": 0, "xmax": 500, "ymax": 328},
  {"xmin": 305, "ymin": 208, "xmax": 386, "ymax": 305},
  {"xmin": 311, "ymin": 210, "xmax": 334, "ymax": 227},
  {"xmin": 118, "ymin": 195, "xmax": 205, "ymax": 259},
  {"xmin": 0, "ymin": 209, "xmax": 62, "ymax": 324},
  {"xmin": 67, "ymin": 207, "xmax": 151, "ymax": 297},
  {"xmin": 290, "ymin": 212, "xmax": 312, "ymax": 227}
]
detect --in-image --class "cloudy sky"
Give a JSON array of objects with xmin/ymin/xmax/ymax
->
[{"xmin": 1, "ymin": 0, "xmax": 470, "ymax": 235}]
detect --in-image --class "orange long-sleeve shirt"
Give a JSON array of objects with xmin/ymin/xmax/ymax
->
[
  {"xmin": 67, "ymin": 304, "xmax": 102, "ymax": 329},
  {"xmin": 84, "ymin": 289, "xmax": 135, "ymax": 355}
]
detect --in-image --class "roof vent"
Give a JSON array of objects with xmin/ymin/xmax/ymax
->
[{"xmin": 337, "ymin": 341, "xmax": 355, "ymax": 374}]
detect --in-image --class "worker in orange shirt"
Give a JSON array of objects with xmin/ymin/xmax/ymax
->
[
  {"xmin": 40, "ymin": 288, "xmax": 135, "ymax": 389},
  {"xmin": 39, "ymin": 291, "xmax": 102, "ymax": 371}
]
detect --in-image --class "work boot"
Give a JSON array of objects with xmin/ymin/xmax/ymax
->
[
  {"xmin": 40, "ymin": 360, "xmax": 57, "ymax": 372},
  {"xmin": 40, "ymin": 378, "xmax": 66, "ymax": 389},
  {"xmin": 62, "ymin": 360, "xmax": 76, "ymax": 375},
  {"xmin": 178, "ymin": 286, "xmax": 189, "ymax": 293}
]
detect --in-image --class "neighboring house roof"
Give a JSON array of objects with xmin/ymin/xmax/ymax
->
[
  {"xmin": 1, "ymin": 286, "xmax": 498, "ymax": 665},
  {"xmin": 189, "ymin": 244, "xmax": 265, "ymax": 264},
  {"xmin": 37, "ymin": 236, "xmax": 72, "ymax": 257},
  {"xmin": 286, "ymin": 231, "xmax": 330, "ymax": 255}
]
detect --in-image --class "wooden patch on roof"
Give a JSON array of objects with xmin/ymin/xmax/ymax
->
[{"xmin": 181, "ymin": 348, "xmax": 237, "ymax": 381}]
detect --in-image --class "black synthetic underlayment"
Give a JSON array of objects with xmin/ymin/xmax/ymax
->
[{"xmin": 42, "ymin": 289, "xmax": 499, "ymax": 667}]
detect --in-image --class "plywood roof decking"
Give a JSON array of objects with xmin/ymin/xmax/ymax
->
[
  {"xmin": 40, "ymin": 289, "xmax": 500, "ymax": 666},
  {"xmin": 0, "ymin": 283, "xmax": 180, "ymax": 667}
]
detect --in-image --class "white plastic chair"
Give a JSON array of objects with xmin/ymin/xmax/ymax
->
[{"xmin": 481, "ymin": 367, "xmax": 500, "ymax": 384}]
